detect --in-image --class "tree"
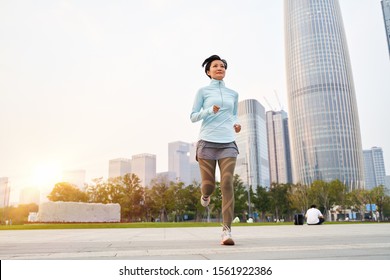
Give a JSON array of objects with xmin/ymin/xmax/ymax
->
[
  {"xmin": 182, "ymin": 182, "xmax": 202, "ymax": 221},
  {"xmin": 85, "ymin": 177, "xmax": 110, "ymax": 203},
  {"xmin": 253, "ymin": 185, "xmax": 271, "ymax": 221},
  {"xmin": 329, "ymin": 180, "xmax": 348, "ymax": 219},
  {"xmin": 233, "ymin": 174, "xmax": 248, "ymax": 221},
  {"xmin": 309, "ymin": 180, "xmax": 331, "ymax": 219},
  {"xmin": 148, "ymin": 177, "xmax": 172, "ymax": 222},
  {"xmin": 370, "ymin": 185, "xmax": 386, "ymax": 221},
  {"xmin": 121, "ymin": 173, "xmax": 145, "ymax": 222},
  {"xmin": 288, "ymin": 183, "xmax": 309, "ymax": 214},
  {"xmin": 202, "ymin": 181, "xmax": 219, "ymax": 222},
  {"xmin": 269, "ymin": 183, "xmax": 291, "ymax": 221},
  {"xmin": 48, "ymin": 182, "xmax": 88, "ymax": 202},
  {"xmin": 168, "ymin": 181, "xmax": 187, "ymax": 222},
  {"xmin": 382, "ymin": 195, "xmax": 390, "ymax": 219},
  {"xmin": 106, "ymin": 177, "xmax": 125, "ymax": 204},
  {"xmin": 348, "ymin": 188, "xmax": 370, "ymax": 221},
  {"xmin": 1, "ymin": 203, "xmax": 39, "ymax": 224}
]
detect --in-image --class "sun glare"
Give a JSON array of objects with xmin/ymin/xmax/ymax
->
[{"xmin": 32, "ymin": 162, "xmax": 62, "ymax": 188}]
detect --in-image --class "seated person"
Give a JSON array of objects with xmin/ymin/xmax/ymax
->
[{"xmin": 305, "ymin": 204, "xmax": 325, "ymax": 225}]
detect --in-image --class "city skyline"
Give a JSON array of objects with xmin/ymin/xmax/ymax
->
[{"xmin": 1, "ymin": 1, "xmax": 389, "ymax": 201}]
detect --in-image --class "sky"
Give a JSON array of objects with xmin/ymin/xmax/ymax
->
[{"xmin": 1, "ymin": 0, "xmax": 389, "ymax": 203}]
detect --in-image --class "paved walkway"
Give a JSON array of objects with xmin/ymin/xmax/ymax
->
[{"xmin": 1, "ymin": 223, "xmax": 390, "ymax": 260}]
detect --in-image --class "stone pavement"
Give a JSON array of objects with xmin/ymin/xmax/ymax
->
[{"xmin": 1, "ymin": 223, "xmax": 390, "ymax": 260}]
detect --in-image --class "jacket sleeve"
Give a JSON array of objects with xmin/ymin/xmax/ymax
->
[{"xmin": 190, "ymin": 89, "xmax": 213, "ymax": 123}]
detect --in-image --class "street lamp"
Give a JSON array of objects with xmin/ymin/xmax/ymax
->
[{"xmin": 242, "ymin": 161, "xmax": 252, "ymax": 219}]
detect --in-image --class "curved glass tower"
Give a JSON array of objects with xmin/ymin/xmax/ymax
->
[
  {"xmin": 284, "ymin": 0, "xmax": 364, "ymax": 189},
  {"xmin": 382, "ymin": 0, "xmax": 390, "ymax": 58}
]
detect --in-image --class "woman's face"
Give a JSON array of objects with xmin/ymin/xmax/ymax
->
[{"xmin": 207, "ymin": 60, "xmax": 226, "ymax": 80}]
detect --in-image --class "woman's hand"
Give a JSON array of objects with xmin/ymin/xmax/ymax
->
[
  {"xmin": 234, "ymin": 124, "xmax": 241, "ymax": 133},
  {"xmin": 213, "ymin": 105, "xmax": 220, "ymax": 114}
]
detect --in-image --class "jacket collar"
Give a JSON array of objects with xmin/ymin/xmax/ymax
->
[{"xmin": 210, "ymin": 79, "xmax": 225, "ymax": 87}]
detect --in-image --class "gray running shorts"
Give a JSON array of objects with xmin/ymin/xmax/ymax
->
[{"xmin": 196, "ymin": 140, "xmax": 239, "ymax": 161}]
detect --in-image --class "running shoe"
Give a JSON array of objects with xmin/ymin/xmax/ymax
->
[
  {"xmin": 221, "ymin": 225, "xmax": 235, "ymax": 245},
  {"xmin": 200, "ymin": 195, "xmax": 210, "ymax": 207}
]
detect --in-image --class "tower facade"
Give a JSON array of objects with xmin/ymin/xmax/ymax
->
[
  {"xmin": 0, "ymin": 177, "xmax": 10, "ymax": 208},
  {"xmin": 189, "ymin": 142, "xmax": 202, "ymax": 184},
  {"xmin": 108, "ymin": 158, "xmax": 132, "ymax": 179},
  {"xmin": 235, "ymin": 99, "xmax": 269, "ymax": 188},
  {"xmin": 167, "ymin": 141, "xmax": 201, "ymax": 185},
  {"xmin": 168, "ymin": 141, "xmax": 191, "ymax": 185},
  {"xmin": 131, "ymin": 153, "xmax": 156, "ymax": 187},
  {"xmin": 382, "ymin": 0, "xmax": 390, "ymax": 58},
  {"xmin": 266, "ymin": 110, "xmax": 293, "ymax": 184},
  {"xmin": 284, "ymin": 0, "xmax": 364, "ymax": 189},
  {"xmin": 363, "ymin": 147, "xmax": 386, "ymax": 190}
]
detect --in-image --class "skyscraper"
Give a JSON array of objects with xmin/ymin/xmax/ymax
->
[
  {"xmin": 168, "ymin": 141, "xmax": 201, "ymax": 185},
  {"xmin": 363, "ymin": 147, "xmax": 387, "ymax": 190},
  {"xmin": 382, "ymin": 0, "xmax": 390, "ymax": 58},
  {"xmin": 386, "ymin": 176, "xmax": 390, "ymax": 195},
  {"xmin": 284, "ymin": 0, "xmax": 365, "ymax": 189},
  {"xmin": 266, "ymin": 110, "xmax": 293, "ymax": 184},
  {"xmin": 168, "ymin": 141, "xmax": 191, "ymax": 185},
  {"xmin": 108, "ymin": 158, "xmax": 132, "ymax": 179},
  {"xmin": 235, "ymin": 99, "xmax": 269, "ymax": 188},
  {"xmin": 189, "ymin": 142, "xmax": 202, "ymax": 184},
  {"xmin": 131, "ymin": 153, "xmax": 156, "ymax": 187},
  {"xmin": 0, "ymin": 177, "xmax": 10, "ymax": 208}
]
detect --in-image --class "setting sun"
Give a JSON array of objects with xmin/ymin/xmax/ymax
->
[{"xmin": 31, "ymin": 162, "xmax": 62, "ymax": 188}]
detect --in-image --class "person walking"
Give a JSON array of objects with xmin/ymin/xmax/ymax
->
[
  {"xmin": 190, "ymin": 54, "xmax": 241, "ymax": 245},
  {"xmin": 305, "ymin": 204, "xmax": 325, "ymax": 225}
]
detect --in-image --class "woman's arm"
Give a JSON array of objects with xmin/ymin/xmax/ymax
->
[{"xmin": 190, "ymin": 90, "xmax": 213, "ymax": 123}]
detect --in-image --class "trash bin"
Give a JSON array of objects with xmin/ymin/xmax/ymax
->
[{"xmin": 294, "ymin": 213, "xmax": 304, "ymax": 225}]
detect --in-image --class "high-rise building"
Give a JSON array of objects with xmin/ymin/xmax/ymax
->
[
  {"xmin": 266, "ymin": 110, "xmax": 293, "ymax": 184},
  {"xmin": 168, "ymin": 141, "xmax": 201, "ymax": 185},
  {"xmin": 0, "ymin": 177, "xmax": 10, "ymax": 208},
  {"xmin": 131, "ymin": 153, "xmax": 156, "ymax": 187},
  {"xmin": 363, "ymin": 147, "xmax": 387, "ymax": 190},
  {"xmin": 235, "ymin": 99, "xmax": 269, "ymax": 188},
  {"xmin": 62, "ymin": 169, "xmax": 86, "ymax": 189},
  {"xmin": 108, "ymin": 158, "xmax": 132, "ymax": 179},
  {"xmin": 385, "ymin": 175, "xmax": 390, "ymax": 195},
  {"xmin": 382, "ymin": 0, "xmax": 390, "ymax": 58},
  {"xmin": 168, "ymin": 141, "xmax": 191, "ymax": 185},
  {"xmin": 284, "ymin": 0, "xmax": 365, "ymax": 189},
  {"xmin": 189, "ymin": 142, "xmax": 202, "ymax": 184}
]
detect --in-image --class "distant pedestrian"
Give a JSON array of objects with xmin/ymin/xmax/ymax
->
[
  {"xmin": 190, "ymin": 54, "xmax": 241, "ymax": 245},
  {"xmin": 305, "ymin": 205, "xmax": 325, "ymax": 225}
]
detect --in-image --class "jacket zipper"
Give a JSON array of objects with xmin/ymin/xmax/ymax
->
[{"xmin": 219, "ymin": 81, "xmax": 224, "ymax": 108}]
